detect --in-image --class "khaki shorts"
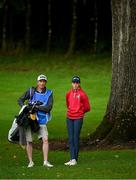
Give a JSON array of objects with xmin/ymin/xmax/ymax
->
[{"xmin": 25, "ymin": 125, "xmax": 48, "ymax": 142}]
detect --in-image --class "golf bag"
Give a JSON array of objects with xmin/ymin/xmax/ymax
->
[
  {"xmin": 8, "ymin": 105, "xmax": 27, "ymax": 144},
  {"xmin": 8, "ymin": 102, "xmax": 42, "ymax": 144}
]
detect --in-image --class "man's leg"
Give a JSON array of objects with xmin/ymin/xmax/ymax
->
[
  {"xmin": 25, "ymin": 127, "xmax": 34, "ymax": 167},
  {"xmin": 26, "ymin": 142, "xmax": 33, "ymax": 162},
  {"xmin": 38, "ymin": 125, "xmax": 53, "ymax": 167},
  {"xmin": 42, "ymin": 137, "xmax": 49, "ymax": 162}
]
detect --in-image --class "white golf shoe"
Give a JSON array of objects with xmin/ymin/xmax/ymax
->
[
  {"xmin": 64, "ymin": 160, "xmax": 72, "ymax": 165},
  {"xmin": 43, "ymin": 161, "xmax": 54, "ymax": 167},
  {"xmin": 27, "ymin": 161, "xmax": 34, "ymax": 168},
  {"xmin": 69, "ymin": 159, "xmax": 77, "ymax": 166},
  {"xmin": 64, "ymin": 159, "xmax": 77, "ymax": 166}
]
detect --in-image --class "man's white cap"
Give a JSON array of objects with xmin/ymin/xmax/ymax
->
[{"xmin": 37, "ymin": 74, "xmax": 47, "ymax": 81}]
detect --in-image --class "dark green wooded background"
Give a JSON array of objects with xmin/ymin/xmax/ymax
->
[{"xmin": 0, "ymin": 0, "xmax": 111, "ymax": 54}]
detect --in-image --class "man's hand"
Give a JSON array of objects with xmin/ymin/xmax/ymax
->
[{"xmin": 33, "ymin": 105, "xmax": 39, "ymax": 112}]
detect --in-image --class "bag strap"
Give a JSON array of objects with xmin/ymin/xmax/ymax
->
[{"xmin": 29, "ymin": 87, "xmax": 36, "ymax": 102}]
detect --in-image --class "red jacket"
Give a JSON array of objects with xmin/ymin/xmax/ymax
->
[{"xmin": 66, "ymin": 88, "xmax": 91, "ymax": 120}]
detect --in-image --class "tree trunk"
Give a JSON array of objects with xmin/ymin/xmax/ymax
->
[
  {"xmin": 46, "ymin": 0, "xmax": 52, "ymax": 54},
  {"xmin": 25, "ymin": 0, "xmax": 31, "ymax": 52},
  {"xmin": 8, "ymin": 0, "xmax": 14, "ymax": 51},
  {"xmin": 93, "ymin": 0, "xmax": 98, "ymax": 53},
  {"xmin": 91, "ymin": 0, "xmax": 136, "ymax": 145},
  {"xmin": 65, "ymin": 0, "xmax": 77, "ymax": 57},
  {"xmin": 2, "ymin": 0, "xmax": 8, "ymax": 51}
]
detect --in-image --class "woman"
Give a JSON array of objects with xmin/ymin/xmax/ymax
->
[{"xmin": 65, "ymin": 76, "xmax": 91, "ymax": 166}]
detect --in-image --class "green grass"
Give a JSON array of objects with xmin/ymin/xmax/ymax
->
[
  {"xmin": 1, "ymin": 53, "xmax": 136, "ymax": 179},
  {"xmin": 0, "ymin": 53, "xmax": 111, "ymax": 141},
  {"xmin": 0, "ymin": 144, "xmax": 136, "ymax": 179}
]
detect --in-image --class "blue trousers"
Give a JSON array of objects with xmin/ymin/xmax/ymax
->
[{"xmin": 66, "ymin": 118, "xmax": 83, "ymax": 161}]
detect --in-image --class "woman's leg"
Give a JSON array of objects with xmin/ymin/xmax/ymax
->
[
  {"xmin": 67, "ymin": 118, "xmax": 75, "ymax": 160},
  {"xmin": 74, "ymin": 119, "xmax": 83, "ymax": 161}
]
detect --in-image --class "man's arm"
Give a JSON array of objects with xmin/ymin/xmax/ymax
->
[
  {"xmin": 38, "ymin": 93, "xmax": 53, "ymax": 113},
  {"xmin": 17, "ymin": 89, "xmax": 30, "ymax": 106}
]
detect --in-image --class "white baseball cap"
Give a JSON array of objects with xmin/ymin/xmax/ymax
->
[{"xmin": 37, "ymin": 74, "xmax": 47, "ymax": 81}]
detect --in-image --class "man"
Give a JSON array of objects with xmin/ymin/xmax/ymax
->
[
  {"xmin": 18, "ymin": 74, "xmax": 53, "ymax": 168},
  {"xmin": 65, "ymin": 76, "xmax": 91, "ymax": 166}
]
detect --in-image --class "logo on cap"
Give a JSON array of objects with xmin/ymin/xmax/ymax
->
[
  {"xmin": 72, "ymin": 76, "xmax": 80, "ymax": 83},
  {"xmin": 37, "ymin": 74, "xmax": 47, "ymax": 81}
]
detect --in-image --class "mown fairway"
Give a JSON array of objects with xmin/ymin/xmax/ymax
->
[{"xmin": 0, "ymin": 54, "xmax": 135, "ymax": 179}]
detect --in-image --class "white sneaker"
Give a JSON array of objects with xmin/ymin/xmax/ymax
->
[
  {"xmin": 64, "ymin": 160, "xmax": 72, "ymax": 165},
  {"xmin": 43, "ymin": 161, "xmax": 54, "ymax": 167},
  {"xmin": 69, "ymin": 159, "xmax": 77, "ymax": 166},
  {"xmin": 27, "ymin": 161, "xmax": 34, "ymax": 168}
]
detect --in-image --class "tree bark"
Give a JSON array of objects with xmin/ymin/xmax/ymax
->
[
  {"xmin": 2, "ymin": 0, "xmax": 8, "ymax": 51},
  {"xmin": 25, "ymin": 0, "xmax": 31, "ymax": 52},
  {"xmin": 65, "ymin": 0, "xmax": 77, "ymax": 57},
  {"xmin": 93, "ymin": 0, "xmax": 98, "ymax": 53},
  {"xmin": 91, "ymin": 0, "xmax": 136, "ymax": 145},
  {"xmin": 46, "ymin": 0, "xmax": 52, "ymax": 54},
  {"xmin": 8, "ymin": 0, "xmax": 14, "ymax": 51}
]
